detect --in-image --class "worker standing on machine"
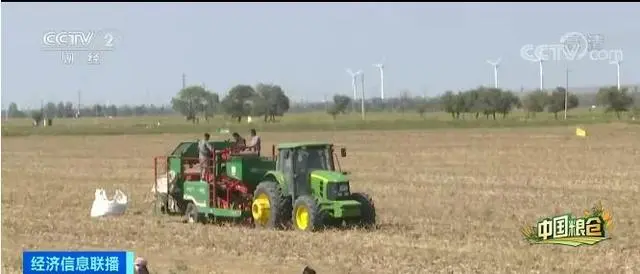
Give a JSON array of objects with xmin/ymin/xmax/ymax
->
[
  {"xmin": 198, "ymin": 132, "xmax": 213, "ymax": 178},
  {"xmin": 246, "ymin": 128, "xmax": 261, "ymax": 156}
]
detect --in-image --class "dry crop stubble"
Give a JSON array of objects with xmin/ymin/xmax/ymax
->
[{"xmin": 2, "ymin": 125, "xmax": 640, "ymax": 273}]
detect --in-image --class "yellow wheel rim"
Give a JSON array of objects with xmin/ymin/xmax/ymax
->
[
  {"xmin": 295, "ymin": 205, "xmax": 310, "ymax": 230},
  {"xmin": 252, "ymin": 193, "xmax": 271, "ymax": 226}
]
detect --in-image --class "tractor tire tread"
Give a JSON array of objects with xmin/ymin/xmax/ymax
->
[
  {"xmin": 350, "ymin": 192, "xmax": 376, "ymax": 229},
  {"xmin": 292, "ymin": 195, "xmax": 323, "ymax": 232},
  {"xmin": 254, "ymin": 180, "xmax": 290, "ymax": 229}
]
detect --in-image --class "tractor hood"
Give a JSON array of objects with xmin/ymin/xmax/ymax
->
[{"xmin": 310, "ymin": 170, "xmax": 348, "ymax": 183}]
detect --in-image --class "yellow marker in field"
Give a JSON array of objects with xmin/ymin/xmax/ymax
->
[{"xmin": 575, "ymin": 127, "xmax": 587, "ymax": 137}]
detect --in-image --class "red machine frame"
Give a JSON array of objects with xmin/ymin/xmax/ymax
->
[{"xmin": 153, "ymin": 145, "xmax": 277, "ymax": 218}]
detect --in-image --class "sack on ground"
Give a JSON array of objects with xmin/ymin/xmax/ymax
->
[{"xmin": 90, "ymin": 188, "xmax": 129, "ymax": 217}]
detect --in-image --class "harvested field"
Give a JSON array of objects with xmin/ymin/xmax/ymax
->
[{"xmin": 2, "ymin": 124, "xmax": 640, "ymax": 273}]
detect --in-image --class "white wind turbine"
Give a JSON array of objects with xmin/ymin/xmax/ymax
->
[
  {"xmin": 610, "ymin": 60, "xmax": 622, "ymax": 90},
  {"xmin": 373, "ymin": 58, "xmax": 385, "ymax": 100},
  {"xmin": 486, "ymin": 58, "xmax": 501, "ymax": 88},
  {"xmin": 538, "ymin": 59, "xmax": 545, "ymax": 91},
  {"xmin": 346, "ymin": 68, "xmax": 362, "ymax": 112}
]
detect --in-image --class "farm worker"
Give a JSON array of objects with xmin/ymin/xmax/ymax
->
[
  {"xmin": 231, "ymin": 132, "xmax": 246, "ymax": 151},
  {"xmin": 198, "ymin": 133, "xmax": 213, "ymax": 178},
  {"xmin": 134, "ymin": 257, "xmax": 149, "ymax": 274},
  {"xmin": 246, "ymin": 128, "xmax": 261, "ymax": 155}
]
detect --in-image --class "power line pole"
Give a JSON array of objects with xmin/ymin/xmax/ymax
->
[
  {"xmin": 360, "ymin": 73, "xmax": 366, "ymax": 120},
  {"xmin": 76, "ymin": 90, "xmax": 81, "ymax": 119},
  {"xmin": 323, "ymin": 94, "xmax": 328, "ymax": 112},
  {"xmin": 182, "ymin": 73, "xmax": 186, "ymax": 89},
  {"xmin": 564, "ymin": 67, "xmax": 570, "ymax": 120}
]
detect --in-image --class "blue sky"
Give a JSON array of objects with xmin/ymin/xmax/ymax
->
[{"xmin": 2, "ymin": 3, "xmax": 638, "ymax": 108}]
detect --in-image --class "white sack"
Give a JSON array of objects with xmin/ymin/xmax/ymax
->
[
  {"xmin": 151, "ymin": 170, "xmax": 176, "ymax": 194},
  {"xmin": 90, "ymin": 188, "xmax": 129, "ymax": 218}
]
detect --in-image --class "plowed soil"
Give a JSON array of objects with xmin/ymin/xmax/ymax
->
[{"xmin": 2, "ymin": 124, "xmax": 640, "ymax": 273}]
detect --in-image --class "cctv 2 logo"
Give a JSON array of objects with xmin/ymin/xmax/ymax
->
[{"xmin": 41, "ymin": 30, "xmax": 116, "ymax": 50}]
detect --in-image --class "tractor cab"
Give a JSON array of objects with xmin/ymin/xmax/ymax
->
[{"xmin": 272, "ymin": 142, "xmax": 348, "ymax": 201}]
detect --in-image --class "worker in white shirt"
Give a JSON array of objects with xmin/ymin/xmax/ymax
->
[{"xmin": 246, "ymin": 128, "xmax": 261, "ymax": 156}]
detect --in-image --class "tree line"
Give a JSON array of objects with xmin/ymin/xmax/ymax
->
[
  {"xmin": 2, "ymin": 102, "xmax": 174, "ymax": 119},
  {"xmin": 170, "ymin": 83, "xmax": 290, "ymax": 123},
  {"xmin": 3, "ymin": 84, "xmax": 638, "ymax": 124},
  {"xmin": 325, "ymin": 85, "xmax": 638, "ymax": 120}
]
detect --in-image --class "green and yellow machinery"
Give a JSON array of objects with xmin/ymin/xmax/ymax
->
[{"xmin": 153, "ymin": 140, "xmax": 376, "ymax": 231}]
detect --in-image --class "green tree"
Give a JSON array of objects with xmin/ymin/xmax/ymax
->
[
  {"xmin": 495, "ymin": 90, "xmax": 521, "ymax": 119},
  {"xmin": 327, "ymin": 95, "xmax": 351, "ymax": 119},
  {"xmin": 56, "ymin": 102, "xmax": 65, "ymax": 118},
  {"xmin": 546, "ymin": 86, "xmax": 579, "ymax": 119},
  {"xmin": 64, "ymin": 102, "xmax": 75, "ymax": 118},
  {"xmin": 596, "ymin": 86, "xmax": 634, "ymax": 119},
  {"xmin": 31, "ymin": 110, "xmax": 43, "ymax": 126},
  {"xmin": 43, "ymin": 102, "xmax": 57, "ymax": 118},
  {"xmin": 522, "ymin": 90, "xmax": 548, "ymax": 118},
  {"xmin": 255, "ymin": 83, "xmax": 290, "ymax": 122},
  {"xmin": 221, "ymin": 84, "xmax": 256, "ymax": 123},
  {"xmin": 461, "ymin": 88, "xmax": 485, "ymax": 119},
  {"xmin": 7, "ymin": 102, "xmax": 26, "ymax": 118},
  {"xmin": 398, "ymin": 90, "xmax": 411, "ymax": 113},
  {"xmin": 480, "ymin": 87, "xmax": 501, "ymax": 119},
  {"xmin": 106, "ymin": 104, "xmax": 118, "ymax": 117},
  {"xmin": 440, "ymin": 91, "xmax": 462, "ymax": 119},
  {"xmin": 171, "ymin": 86, "xmax": 219, "ymax": 123}
]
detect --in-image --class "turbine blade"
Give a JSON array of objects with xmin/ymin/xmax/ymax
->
[{"xmin": 346, "ymin": 68, "xmax": 354, "ymax": 75}]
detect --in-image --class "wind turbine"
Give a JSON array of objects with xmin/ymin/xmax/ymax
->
[
  {"xmin": 373, "ymin": 58, "xmax": 385, "ymax": 100},
  {"xmin": 486, "ymin": 58, "xmax": 501, "ymax": 88},
  {"xmin": 346, "ymin": 68, "xmax": 362, "ymax": 112},
  {"xmin": 538, "ymin": 59, "xmax": 545, "ymax": 91},
  {"xmin": 610, "ymin": 60, "xmax": 622, "ymax": 90}
]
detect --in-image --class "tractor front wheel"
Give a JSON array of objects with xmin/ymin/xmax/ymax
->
[
  {"xmin": 349, "ymin": 193, "xmax": 376, "ymax": 229},
  {"xmin": 292, "ymin": 196, "xmax": 322, "ymax": 232}
]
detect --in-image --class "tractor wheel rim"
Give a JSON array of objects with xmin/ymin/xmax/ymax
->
[
  {"xmin": 295, "ymin": 206, "xmax": 310, "ymax": 230},
  {"xmin": 251, "ymin": 193, "xmax": 271, "ymax": 225}
]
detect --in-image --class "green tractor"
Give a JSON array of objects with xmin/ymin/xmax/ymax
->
[
  {"xmin": 252, "ymin": 142, "xmax": 376, "ymax": 231},
  {"xmin": 153, "ymin": 140, "xmax": 376, "ymax": 231}
]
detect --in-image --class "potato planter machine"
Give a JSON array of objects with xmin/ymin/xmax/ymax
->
[{"xmin": 153, "ymin": 140, "xmax": 376, "ymax": 231}]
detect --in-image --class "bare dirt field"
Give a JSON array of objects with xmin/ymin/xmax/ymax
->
[{"xmin": 2, "ymin": 124, "xmax": 640, "ymax": 274}]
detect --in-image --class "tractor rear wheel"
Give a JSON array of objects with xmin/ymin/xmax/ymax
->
[
  {"xmin": 252, "ymin": 181, "xmax": 289, "ymax": 229},
  {"xmin": 292, "ymin": 196, "xmax": 322, "ymax": 232},
  {"xmin": 349, "ymin": 193, "xmax": 376, "ymax": 229}
]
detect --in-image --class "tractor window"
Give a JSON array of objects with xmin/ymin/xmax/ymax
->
[
  {"xmin": 280, "ymin": 149, "xmax": 292, "ymax": 175},
  {"xmin": 297, "ymin": 147, "xmax": 332, "ymax": 171}
]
